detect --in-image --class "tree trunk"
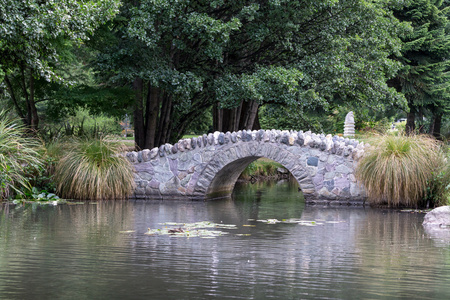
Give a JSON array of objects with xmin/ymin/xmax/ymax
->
[
  {"xmin": 175, "ymin": 101, "xmax": 212, "ymax": 141},
  {"xmin": 4, "ymin": 75, "xmax": 25, "ymax": 121},
  {"xmin": 244, "ymin": 100, "xmax": 259, "ymax": 130},
  {"xmin": 156, "ymin": 94, "xmax": 173, "ymax": 145},
  {"xmin": 19, "ymin": 66, "xmax": 31, "ymax": 127},
  {"xmin": 239, "ymin": 100, "xmax": 250, "ymax": 129},
  {"xmin": 160, "ymin": 95, "xmax": 173, "ymax": 144},
  {"xmin": 230, "ymin": 107, "xmax": 239, "ymax": 132},
  {"xmin": 144, "ymin": 84, "xmax": 160, "ymax": 149},
  {"xmin": 253, "ymin": 110, "xmax": 261, "ymax": 130},
  {"xmin": 221, "ymin": 108, "xmax": 234, "ymax": 132},
  {"xmin": 417, "ymin": 109, "xmax": 425, "ymax": 133},
  {"xmin": 213, "ymin": 103, "xmax": 223, "ymax": 132},
  {"xmin": 429, "ymin": 112, "xmax": 443, "ymax": 140},
  {"xmin": 133, "ymin": 78, "xmax": 145, "ymax": 149},
  {"xmin": 406, "ymin": 111, "xmax": 415, "ymax": 135},
  {"xmin": 28, "ymin": 70, "xmax": 39, "ymax": 131},
  {"xmin": 213, "ymin": 100, "xmax": 261, "ymax": 132},
  {"xmin": 234, "ymin": 101, "xmax": 243, "ymax": 131}
]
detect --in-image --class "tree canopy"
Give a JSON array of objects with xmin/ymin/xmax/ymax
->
[
  {"xmin": 0, "ymin": 0, "xmax": 120, "ymax": 129},
  {"xmin": 2, "ymin": 0, "xmax": 448, "ymax": 145},
  {"xmin": 90, "ymin": 0, "xmax": 409, "ymax": 148},
  {"xmin": 389, "ymin": 0, "xmax": 450, "ymax": 137}
]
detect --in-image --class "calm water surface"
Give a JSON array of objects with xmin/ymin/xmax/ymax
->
[{"xmin": 1, "ymin": 181, "xmax": 450, "ymax": 299}]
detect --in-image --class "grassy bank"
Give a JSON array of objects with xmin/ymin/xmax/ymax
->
[{"xmin": 239, "ymin": 158, "xmax": 288, "ymax": 181}]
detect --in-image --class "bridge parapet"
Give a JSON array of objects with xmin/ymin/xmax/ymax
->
[{"xmin": 126, "ymin": 129, "xmax": 367, "ymax": 204}]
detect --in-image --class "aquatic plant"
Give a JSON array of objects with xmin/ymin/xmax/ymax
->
[
  {"xmin": 0, "ymin": 111, "xmax": 43, "ymax": 200},
  {"xmin": 145, "ymin": 221, "xmax": 238, "ymax": 238},
  {"xmin": 54, "ymin": 137, "xmax": 136, "ymax": 200},
  {"xmin": 356, "ymin": 134, "xmax": 445, "ymax": 207}
]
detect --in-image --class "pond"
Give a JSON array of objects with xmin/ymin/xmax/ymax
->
[{"xmin": 1, "ymin": 181, "xmax": 450, "ymax": 299}]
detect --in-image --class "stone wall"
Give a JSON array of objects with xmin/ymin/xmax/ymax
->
[{"xmin": 126, "ymin": 129, "xmax": 367, "ymax": 205}]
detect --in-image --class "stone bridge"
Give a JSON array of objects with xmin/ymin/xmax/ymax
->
[{"xmin": 126, "ymin": 130, "xmax": 367, "ymax": 204}]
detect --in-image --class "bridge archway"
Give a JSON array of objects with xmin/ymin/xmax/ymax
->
[
  {"xmin": 129, "ymin": 129, "xmax": 367, "ymax": 204},
  {"xmin": 191, "ymin": 142, "xmax": 315, "ymax": 199}
]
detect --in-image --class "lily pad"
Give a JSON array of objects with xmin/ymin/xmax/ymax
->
[{"xmin": 146, "ymin": 221, "xmax": 236, "ymax": 238}]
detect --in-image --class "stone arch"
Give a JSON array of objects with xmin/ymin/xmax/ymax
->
[{"xmin": 191, "ymin": 142, "xmax": 316, "ymax": 199}]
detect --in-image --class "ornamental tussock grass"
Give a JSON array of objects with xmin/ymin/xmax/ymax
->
[
  {"xmin": 0, "ymin": 111, "xmax": 43, "ymax": 199},
  {"xmin": 356, "ymin": 134, "xmax": 445, "ymax": 208},
  {"xmin": 54, "ymin": 137, "xmax": 135, "ymax": 200}
]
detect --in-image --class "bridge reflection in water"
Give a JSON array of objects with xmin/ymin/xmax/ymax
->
[{"xmin": 1, "ymin": 184, "xmax": 447, "ymax": 299}]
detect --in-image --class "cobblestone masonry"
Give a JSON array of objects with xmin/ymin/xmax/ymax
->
[{"xmin": 126, "ymin": 129, "xmax": 368, "ymax": 205}]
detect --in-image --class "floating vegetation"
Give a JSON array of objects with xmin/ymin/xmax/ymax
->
[
  {"xmin": 145, "ymin": 221, "xmax": 238, "ymax": 238},
  {"xmin": 255, "ymin": 218, "xmax": 331, "ymax": 226},
  {"xmin": 11, "ymin": 199, "xmax": 66, "ymax": 206},
  {"xmin": 400, "ymin": 209, "xmax": 430, "ymax": 214},
  {"xmin": 159, "ymin": 221, "xmax": 238, "ymax": 229},
  {"xmin": 119, "ymin": 230, "xmax": 136, "ymax": 234},
  {"xmin": 145, "ymin": 219, "xmax": 348, "ymax": 238},
  {"xmin": 145, "ymin": 227, "xmax": 228, "ymax": 238}
]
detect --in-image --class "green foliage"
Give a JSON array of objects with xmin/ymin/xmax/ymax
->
[
  {"xmin": 0, "ymin": 111, "xmax": 43, "ymax": 200},
  {"xmin": 0, "ymin": 0, "xmax": 122, "ymax": 132},
  {"xmin": 0, "ymin": 0, "xmax": 120, "ymax": 82},
  {"xmin": 259, "ymin": 103, "xmax": 336, "ymax": 133},
  {"xmin": 22, "ymin": 187, "xmax": 60, "ymax": 202},
  {"xmin": 92, "ymin": 0, "xmax": 408, "ymax": 143},
  {"xmin": 185, "ymin": 109, "xmax": 213, "ymax": 135},
  {"xmin": 53, "ymin": 137, "xmax": 136, "ymax": 200},
  {"xmin": 394, "ymin": 121, "xmax": 407, "ymax": 134},
  {"xmin": 425, "ymin": 163, "xmax": 450, "ymax": 207},
  {"xmin": 240, "ymin": 159, "xmax": 284, "ymax": 180},
  {"xmin": 22, "ymin": 155, "xmax": 57, "ymax": 196},
  {"xmin": 358, "ymin": 118, "xmax": 394, "ymax": 134},
  {"xmin": 41, "ymin": 109, "xmax": 123, "ymax": 142},
  {"xmin": 356, "ymin": 134, "xmax": 445, "ymax": 207},
  {"xmin": 389, "ymin": 0, "xmax": 450, "ymax": 134}
]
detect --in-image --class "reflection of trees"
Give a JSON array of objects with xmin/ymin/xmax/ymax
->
[
  {"xmin": 3, "ymin": 195, "xmax": 450, "ymax": 299},
  {"xmin": 353, "ymin": 210, "xmax": 446, "ymax": 298},
  {"xmin": 1, "ymin": 201, "xmax": 135, "ymax": 245},
  {"xmin": 356, "ymin": 210, "xmax": 430, "ymax": 264},
  {"xmin": 232, "ymin": 179, "xmax": 304, "ymax": 221},
  {"xmin": 0, "ymin": 201, "xmax": 135, "ymax": 299}
]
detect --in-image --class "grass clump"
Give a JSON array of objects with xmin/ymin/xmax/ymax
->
[
  {"xmin": 356, "ymin": 134, "xmax": 447, "ymax": 207},
  {"xmin": 0, "ymin": 111, "xmax": 43, "ymax": 200},
  {"xmin": 54, "ymin": 137, "xmax": 136, "ymax": 200}
]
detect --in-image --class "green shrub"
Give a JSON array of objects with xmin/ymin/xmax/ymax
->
[
  {"xmin": 0, "ymin": 111, "xmax": 43, "ymax": 200},
  {"xmin": 240, "ymin": 158, "xmax": 285, "ymax": 180},
  {"xmin": 356, "ymin": 134, "xmax": 445, "ymax": 207},
  {"xmin": 54, "ymin": 137, "xmax": 136, "ymax": 200},
  {"xmin": 425, "ymin": 157, "xmax": 450, "ymax": 207},
  {"xmin": 394, "ymin": 121, "xmax": 406, "ymax": 134},
  {"xmin": 359, "ymin": 118, "xmax": 393, "ymax": 134}
]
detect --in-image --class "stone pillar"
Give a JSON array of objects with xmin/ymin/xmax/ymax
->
[{"xmin": 344, "ymin": 111, "xmax": 355, "ymax": 137}]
